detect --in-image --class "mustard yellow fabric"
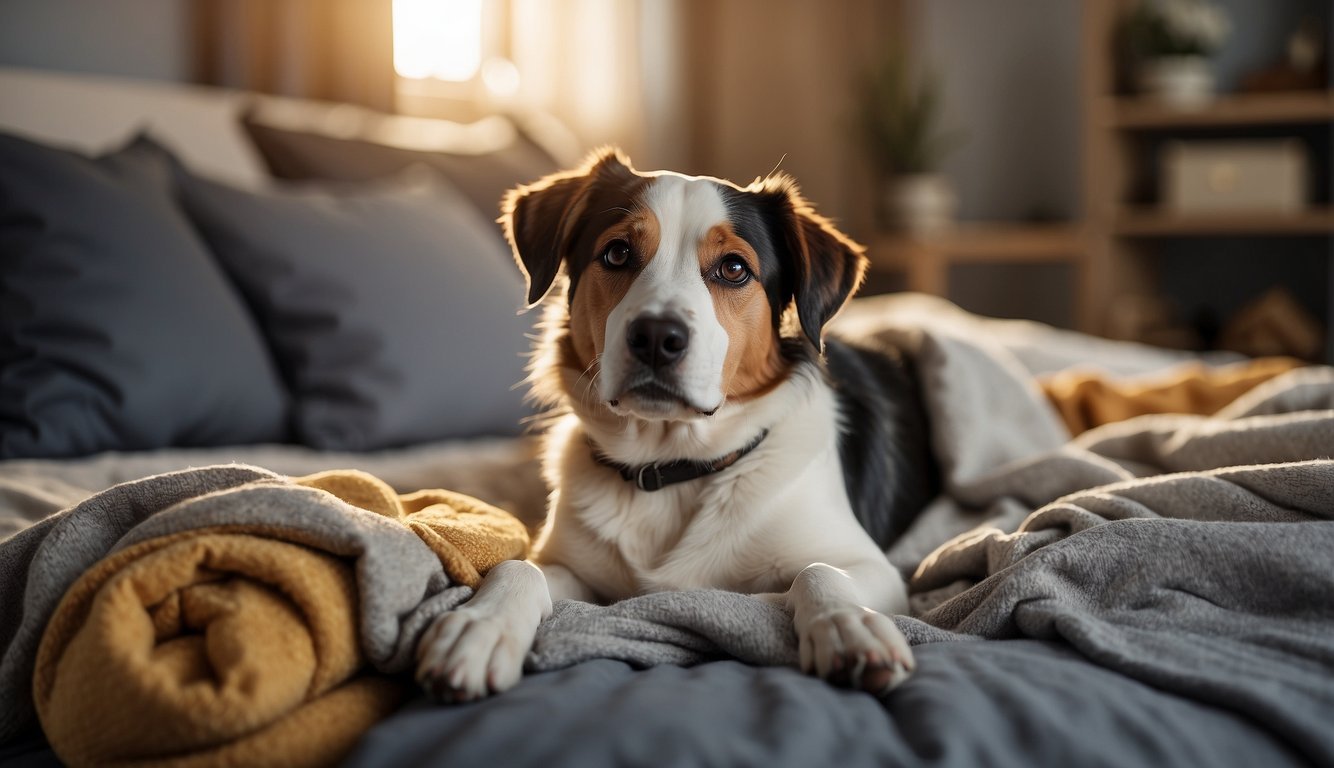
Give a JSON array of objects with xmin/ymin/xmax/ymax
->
[
  {"xmin": 34, "ymin": 469, "xmax": 530, "ymax": 768},
  {"xmin": 296, "ymin": 470, "xmax": 531, "ymax": 588},
  {"xmin": 1039, "ymin": 357, "xmax": 1305, "ymax": 436}
]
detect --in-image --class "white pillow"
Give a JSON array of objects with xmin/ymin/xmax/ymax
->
[{"xmin": 0, "ymin": 66, "xmax": 269, "ymax": 189}]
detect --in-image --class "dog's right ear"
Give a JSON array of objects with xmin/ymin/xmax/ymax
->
[{"xmin": 501, "ymin": 148, "xmax": 636, "ymax": 306}]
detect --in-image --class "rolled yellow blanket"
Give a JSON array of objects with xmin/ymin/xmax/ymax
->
[
  {"xmin": 35, "ymin": 531, "xmax": 408, "ymax": 767},
  {"xmin": 32, "ymin": 469, "xmax": 531, "ymax": 768}
]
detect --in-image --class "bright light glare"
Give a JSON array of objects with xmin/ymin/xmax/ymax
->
[
  {"xmin": 481, "ymin": 57, "xmax": 520, "ymax": 98},
  {"xmin": 393, "ymin": 0, "xmax": 484, "ymax": 81}
]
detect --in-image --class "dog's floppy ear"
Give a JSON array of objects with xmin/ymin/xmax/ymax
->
[
  {"xmin": 501, "ymin": 147, "xmax": 636, "ymax": 306},
  {"xmin": 754, "ymin": 175, "xmax": 868, "ymax": 349}
]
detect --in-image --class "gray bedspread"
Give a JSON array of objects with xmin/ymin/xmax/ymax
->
[
  {"xmin": 430, "ymin": 295, "xmax": 1333, "ymax": 767},
  {"xmin": 3, "ymin": 294, "xmax": 1332, "ymax": 768},
  {"xmin": 0, "ymin": 435, "xmax": 548, "ymax": 540},
  {"xmin": 345, "ymin": 648, "xmax": 1304, "ymax": 768}
]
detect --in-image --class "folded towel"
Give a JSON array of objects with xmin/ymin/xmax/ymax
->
[{"xmin": 1, "ymin": 466, "xmax": 529, "ymax": 767}]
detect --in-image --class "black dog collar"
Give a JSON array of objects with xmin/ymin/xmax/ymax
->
[{"xmin": 590, "ymin": 429, "xmax": 770, "ymax": 492}]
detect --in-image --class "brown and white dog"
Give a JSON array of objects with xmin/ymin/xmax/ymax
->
[{"xmin": 416, "ymin": 149, "xmax": 937, "ymax": 701}]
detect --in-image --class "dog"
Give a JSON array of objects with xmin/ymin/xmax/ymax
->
[{"xmin": 416, "ymin": 148, "xmax": 937, "ymax": 702}]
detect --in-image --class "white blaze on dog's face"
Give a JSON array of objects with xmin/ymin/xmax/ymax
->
[
  {"xmin": 502, "ymin": 149, "xmax": 867, "ymax": 422},
  {"xmin": 599, "ymin": 176, "xmax": 751, "ymax": 417}
]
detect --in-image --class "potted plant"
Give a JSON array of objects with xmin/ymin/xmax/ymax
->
[
  {"xmin": 857, "ymin": 51, "xmax": 962, "ymax": 235},
  {"xmin": 1125, "ymin": 0, "xmax": 1231, "ymax": 109}
]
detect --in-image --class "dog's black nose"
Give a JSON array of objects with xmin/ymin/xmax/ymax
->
[{"xmin": 627, "ymin": 315, "xmax": 689, "ymax": 369}]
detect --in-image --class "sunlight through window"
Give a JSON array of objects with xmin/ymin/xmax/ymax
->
[{"xmin": 392, "ymin": 0, "xmax": 484, "ymax": 81}]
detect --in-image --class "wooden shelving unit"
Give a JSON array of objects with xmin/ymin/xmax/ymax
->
[
  {"xmin": 1110, "ymin": 91, "xmax": 1334, "ymax": 129},
  {"xmin": 868, "ymin": 224, "xmax": 1083, "ymax": 296},
  {"xmin": 1081, "ymin": 0, "xmax": 1334, "ymax": 361},
  {"xmin": 1115, "ymin": 207, "xmax": 1334, "ymax": 237},
  {"xmin": 870, "ymin": 0, "xmax": 1331, "ymax": 360}
]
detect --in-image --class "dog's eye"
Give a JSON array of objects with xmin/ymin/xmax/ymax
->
[
  {"xmin": 601, "ymin": 240, "xmax": 633, "ymax": 269},
  {"xmin": 716, "ymin": 255, "xmax": 750, "ymax": 285}
]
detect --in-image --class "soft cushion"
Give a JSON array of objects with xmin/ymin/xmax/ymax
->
[
  {"xmin": 0, "ymin": 67, "xmax": 270, "ymax": 190},
  {"xmin": 174, "ymin": 151, "xmax": 536, "ymax": 450},
  {"xmin": 0, "ymin": 132, "xmax": 289, "ymax": 458},
  {"xmin": 242, "ymin": 107, "xmax": 561, "ymax": 223}
]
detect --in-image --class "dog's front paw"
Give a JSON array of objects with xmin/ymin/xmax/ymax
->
[
  {"xmin": 415, "ymin": 608, "xmax": 529, "ymax": 703},
  {"xmin": 798, "ymin": 608, "xmax": 915, "ymax": 695}
]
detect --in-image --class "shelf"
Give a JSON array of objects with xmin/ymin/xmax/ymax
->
[
  {"xmin": 870, "ymin": 224, "xmax": 1083, "ymax": 267},
  {"xmin": 1110, "ymin": 91, "xmax": 1334, "ymax": 130},
  {"xmin": 1115, "ymin": 207, "xmax": 1334, "ymax": 237},
  {"xmin": 867, "ymin": 223, "xmax": 1083, "ymax": 296}
]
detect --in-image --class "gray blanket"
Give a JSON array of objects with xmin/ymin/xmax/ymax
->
[
  {"xmin": 346, "ymin": 298, "xmax": 1334, "ymax": 766},
  {"xmin": 516, "ymin": 297, "xmax": 1334, "ymax": 765},
  {"xmin": 0, "ymin": 466, "xmax": 478, "ymax": 744}
]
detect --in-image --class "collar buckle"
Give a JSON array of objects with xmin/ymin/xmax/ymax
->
[{"xmin": 636, "ymin": 463, "xmax": 665, "ymax": 492}]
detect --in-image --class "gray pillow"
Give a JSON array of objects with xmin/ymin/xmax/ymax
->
[
  {"xmin": 241, "ymin": 110, "xmax": 561, "ymax": 228},
  {"xmin": 175, "ymin": 156, "xmax": 536, "ymax": 450},
  {"xmin": 0, "ymin": 132, "xmax": 289, "ymax": 458}
]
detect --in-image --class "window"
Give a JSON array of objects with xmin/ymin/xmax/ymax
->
[{"xmin": 392, "ymin": 0, "xmax": 485, "ymax": 82}]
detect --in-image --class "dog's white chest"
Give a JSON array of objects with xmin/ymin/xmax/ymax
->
[
  {"xmin": 578, "ymin": 482, "xmax": 757, "ymax": 595},
  {"xmin": 537, "ymin": 383, "xmax": 853, "ymax": 603}
]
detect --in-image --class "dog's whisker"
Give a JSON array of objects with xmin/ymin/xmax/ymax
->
[
  {"xmin": 577, "ymin": 355, "xmax": 601, "ymax": 388},
  {"xmin": 580, "ymin": 371, "xmax": 603, "ymax": 412},
  {"xmin": 571, "ymin": 354, "xmax": 604, "ymax": 413}
]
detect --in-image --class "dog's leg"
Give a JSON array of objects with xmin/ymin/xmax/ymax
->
[
  {"xmin": 416, "ymin": 560, "xmax": 590, "ymax": 702},
  {"xmin": 784, "ymin": 559, "xmax": 915, "ymax": 695}
]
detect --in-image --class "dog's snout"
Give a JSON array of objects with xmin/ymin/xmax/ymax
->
[{"xmin": 627, "ymin": 315, "xmax": 689, "ymax": 370}]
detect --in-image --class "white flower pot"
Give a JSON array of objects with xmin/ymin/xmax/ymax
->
[
  {"xmin": 884, "ymin": 174, "xmax": 956, "ymax": 235},
  {"xmin": 1139, "ymin": 55, "xmax": 1216, "ymax": 110}
]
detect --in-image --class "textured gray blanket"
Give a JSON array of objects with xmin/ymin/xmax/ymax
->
[
  {"xmin": 0, "ymin": 466, "xmax": 477, "ymax": 743},
  {"xmin": 518, "ymin": 297, "xmax": 1334, "ymax": 765},
  {"xmin": 519, "ymin": 426, "xmax": 1334, "ymax": 762}
]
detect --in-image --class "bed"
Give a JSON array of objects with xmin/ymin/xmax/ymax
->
[{"xmin": 2, "ymin": 68, "xmax": 1332, "ymax": 768}]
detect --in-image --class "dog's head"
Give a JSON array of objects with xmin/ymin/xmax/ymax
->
[{"xmin": 502, "ymin": 148, "xmax": 866, "ymax": 422}]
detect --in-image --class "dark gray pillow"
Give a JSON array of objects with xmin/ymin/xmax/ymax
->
[
  {"xmin": 175, "ymin": 157, "xmax": 536, "ymax": 450},
  {"xmin": 0, "ymin": 132, "xmax": 289, "ymax": 458}
]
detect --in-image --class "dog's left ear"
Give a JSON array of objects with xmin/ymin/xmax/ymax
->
[{"xmin": 755, "ymin": 175, "xmax": 869, "ymax": 349}]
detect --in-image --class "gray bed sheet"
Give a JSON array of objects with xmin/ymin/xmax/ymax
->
[
  {"xmin": 0, "ymin": 436, "xmax": 549, "ymax": 537},
  {"xmin": 346, "ymin": 644, "xmax": 1300, "ymax": 768}
]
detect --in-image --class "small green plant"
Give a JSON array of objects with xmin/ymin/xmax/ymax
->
[
  {"xmin": 1124, "ymin": 0, "xmax": 1230, "ymax": 59},
  {"xmin": 857, "ymin": 51, "xmax": 961, "ymax": 177}
]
